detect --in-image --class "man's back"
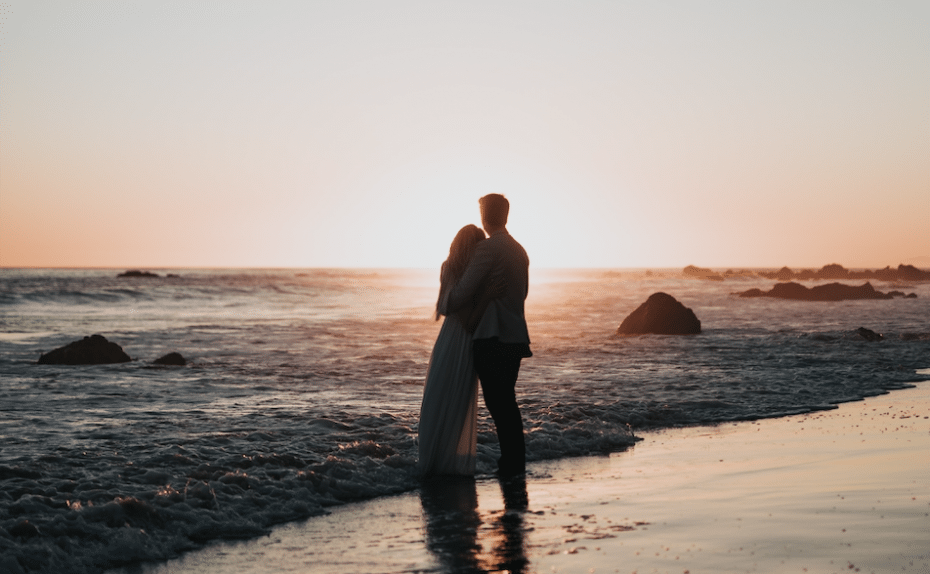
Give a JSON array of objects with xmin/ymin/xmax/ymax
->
[{"xmin": 448, "ymin": 229, "xmax": 530, "ymax": 344}]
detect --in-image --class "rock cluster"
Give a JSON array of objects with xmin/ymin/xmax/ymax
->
[
  {"xmin": 736, "ymin": 282, "xmax": 916, "ymax": 301},
  {"xmin": 37, "ymin": 336, "xmax": 188, "ymax": 365},
  {"xmin": 682, "ymin": 263, "xmax": 930, "ymax": 282},
  {"xmin": 757, "ymin": 263, "xmax": 930, "ymax": 282}
]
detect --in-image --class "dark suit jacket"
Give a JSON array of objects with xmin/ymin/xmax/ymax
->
[{"xmin": 447, "ymin": 230, "xmax": 530, "ymax": 345}]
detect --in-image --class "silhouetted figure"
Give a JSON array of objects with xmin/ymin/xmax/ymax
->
[
  {"xmin": 418, "ymin": 225, "xmax": 506, "ymax": 476},
  {"xmin": 447, "ymin": 194, "xmax": 532, "ymax": 477}
]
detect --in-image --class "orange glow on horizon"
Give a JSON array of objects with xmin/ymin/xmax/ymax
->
[{"xmin": 1, "ymin": 2, "xmax": 927, "ymax": 270}]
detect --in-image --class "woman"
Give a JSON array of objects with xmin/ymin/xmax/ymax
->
[{"xmin": 417, "ymin": 225, "xmax": 502, "ymax": 476}]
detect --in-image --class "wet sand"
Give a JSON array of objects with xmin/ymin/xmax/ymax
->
[{"xmin": 136, "ymin": 382, "xmax": 929, "ymax": 574}]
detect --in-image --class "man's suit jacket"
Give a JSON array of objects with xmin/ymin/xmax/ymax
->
[{"xmin": 448, "ymin": 229, "xmax": 530, "ymax": 345}]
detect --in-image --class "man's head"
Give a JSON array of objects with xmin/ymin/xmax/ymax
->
[{"xmin": 479, "ymin": 194, "xmax": 509, "ymax": 233}]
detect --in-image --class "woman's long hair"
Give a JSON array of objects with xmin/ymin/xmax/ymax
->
[{"xmin": 436, "ymin": 224, "xmax": 485, "ymax": 319}]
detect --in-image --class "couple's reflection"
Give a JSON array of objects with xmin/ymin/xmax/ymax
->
[{"xmin": 420, "ymin": 475, "xmax": 528, "ymax": 573}]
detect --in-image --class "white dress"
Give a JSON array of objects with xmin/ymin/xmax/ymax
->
[{"xmin": 417, "ymin": 269, "xmax": 479, "ymax": 476}]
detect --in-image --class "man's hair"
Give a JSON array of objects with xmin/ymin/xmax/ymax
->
[{"xmin": 479, "ymin": 194, "xmax": 509, "ymax": 227}]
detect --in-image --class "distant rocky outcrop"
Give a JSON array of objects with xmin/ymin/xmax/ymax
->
[
  {"xmin": 683, "ymin": 265, "xmax": 724, "ymax": 281},
  {"xmin": 118, "ymin": 270, "xmax": 160, "ymax": 278},
  {"xmin": 758, "ymin": 264, "xmax": 930, "ymax": 282},
  {"xmin": 617, "ymin": 292, "xmax": 701, "ymax": 335},
  {"xmin": 722, "ymin": 269, "xmax": 757, "ymax": 278},
  {"xmin": 153, "ymin": 352, "xmax": 187, "ymax": 366},
  {"xmin": 37, "ymin": 335, "xmax": 132, "ymax": 365},
  {"xmin": 736, "ymin": 282, "xmax": 915, "ymax": 301}
]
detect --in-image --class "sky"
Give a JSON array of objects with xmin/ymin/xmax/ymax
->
[{"xmin": 1, "ymin": 1, "xmax": 927, "ymax": 269}]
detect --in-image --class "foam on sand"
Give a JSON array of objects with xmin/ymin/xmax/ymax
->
[{"xmin": 121, "ymin": 381, "xmax": 930, "ymax": 574}]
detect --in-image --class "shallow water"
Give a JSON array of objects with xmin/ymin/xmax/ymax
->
[{"xmin": 1, "ymin": 267, "xmax": 928, "ymax": 573}]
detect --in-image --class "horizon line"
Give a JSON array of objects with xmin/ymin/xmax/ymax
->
[{"xmin": 3, "ymin": 261, "xmax": 929, "ymax": 272}]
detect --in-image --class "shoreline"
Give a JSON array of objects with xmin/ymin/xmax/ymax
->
[{"xmin": 124, "ymin": 382, "xmax": 929, "ymax": 574}]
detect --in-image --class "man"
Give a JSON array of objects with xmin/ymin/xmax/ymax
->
[{"xmin": 448, "ymin": 194, "xmax": 531, "ymax": 477}]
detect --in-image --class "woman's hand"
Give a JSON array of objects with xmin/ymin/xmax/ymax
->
[{"xmin": 462, "ymin": 276, "xmax": 508, "ymax": 333}]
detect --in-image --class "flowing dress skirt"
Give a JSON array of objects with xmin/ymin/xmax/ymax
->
[{"xmin": 417, "ymin": 315, "xmax": 478, "ymax": 476}]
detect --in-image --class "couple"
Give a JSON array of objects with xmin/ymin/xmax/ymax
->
[{"xmin": 417, "ymin": 194, "xmax": 532, "ymax": 478}]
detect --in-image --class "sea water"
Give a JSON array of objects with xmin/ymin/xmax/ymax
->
[{"xmin": 1, "ymin": 268, "xmax": 927, "ymax": 573}]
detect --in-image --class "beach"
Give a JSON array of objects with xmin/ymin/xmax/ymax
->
[{"xmin": 134, "ymin": 381, "xmax": 929, "ymax": 574}]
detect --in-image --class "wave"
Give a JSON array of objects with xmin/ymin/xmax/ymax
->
[{"xmin": 0, "ymin": 288, "xmax": 154, "ymax": 307}]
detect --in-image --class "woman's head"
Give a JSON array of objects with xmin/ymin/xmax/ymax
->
[{"xmin": 445, "ymin": 224, "xmax": 486, "ymax": 280}]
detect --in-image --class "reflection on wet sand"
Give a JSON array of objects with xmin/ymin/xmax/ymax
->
[{"xmin": 420, "ymin": 476, "xmax": 529, "ymax": 573}]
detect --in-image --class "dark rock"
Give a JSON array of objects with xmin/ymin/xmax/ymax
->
[
  {"xmin": 885, "ymin": 291, "xmax": 916, "ymax": 299},
  {"xmin": 37, "ymin": 335, "xmax": 131, "ymax": 365},
  {"xmin": 722, "ymin": 269, "xmax": 757, "ymax": 278},
  {"xmin": 872, "ymin": 266, "xmax": 899, "ymax": 281},
  {"xmin": 769, "ymin": 282, "xmax": 813, "ymax": 299},
  {"xmin": 683, "ymin": 265, "xmax": 724, "ymax": 281},
  {"xmin": 817, "ymin": 263, "xmax": 849, "ymax": 279},
  {"xmin": 773, "ymin": 266, "xmax": 795, "ymax": 281},
  {"xmin": 153, "ymin": 352, "xmax": 186, "ymax": 366},
  {"xmin": 118, "ymin": 270, "xmax": 160, "ymax": 278},
  {"xmin": 617, "ymin": 292, "xmax": 701, "ymax": 335},
  {"xmin": 10, "ymin": 520, "xmax": 40, "ymax": 538},
  {"xmin": 855, "ymin": 327, "xmax": 884, "ymax": 341},
  {"xmin": 897, "ymin": 264, "xmax": 930, "ymax": 281},
  {"xmin": 736, "ymin": 282, "xmax": 896, "ymax": 301},
  {"xmin": 759, "ymin": 263, "xmax": 930, "ymax": 282}
]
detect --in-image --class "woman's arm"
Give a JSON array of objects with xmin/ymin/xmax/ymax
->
[
  {"xmin": 458, "ymin": 276, "xmax": 507, "ymax": 333},
  {"xmin": 447, "ymin": 241, "xmax": 494, "ymax": 313}
]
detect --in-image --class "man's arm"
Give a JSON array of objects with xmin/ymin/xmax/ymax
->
[{"xmin": 446, "ymin": 241, "xmax": 494, "ymax": 313}]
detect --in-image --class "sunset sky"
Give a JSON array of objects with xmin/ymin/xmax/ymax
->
[{"xmin": 1, "ymin": 1, "xmax": 927, "ymax": 269}]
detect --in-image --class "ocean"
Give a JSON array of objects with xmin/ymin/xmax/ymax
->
[{"xmin": 1, "ymin": 267, "xmax": 927, "ymax": 573}]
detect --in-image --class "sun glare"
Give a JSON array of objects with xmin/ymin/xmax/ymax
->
[{"xmin": 371, "ymin": 159, "xmax": 582, "ymax": 269}]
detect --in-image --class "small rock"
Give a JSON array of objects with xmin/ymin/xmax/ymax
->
[
  {"xmin": 10, "ymin": 520, "xmax": 40, "ymax": 538},
  {"xmin": 153, "ymin": 352, "xmax": 186, "ymax": 366},
  {"xmin": 855, "ymin": 327, "xmax": 883, "ymax": 342}
]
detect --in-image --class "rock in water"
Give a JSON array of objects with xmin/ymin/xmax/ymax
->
[
  {"xmin": 855, "ymin": 327, "xmax": 884, "ymax": 341},
  {"xmin": 736, "ymin": 282, "xmax": 900, "ymax": 301},
  {"xmin": 616, "ymin": 292, "xmax": 702, "ymax": 335},
  {"xmin": 9, "ymin": 520, "xmax": 40, "ymax": 538},
  {"xmin": 37, "ymin": 335, "xmax": 132, "ymax": 365},
  {"xmin": 153, "ymin": 352, "xmax": 187, "ymax": 366}
]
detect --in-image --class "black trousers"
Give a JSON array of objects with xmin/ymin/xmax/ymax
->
[{"xmin": 473, "ymin": 338, "xmax": 530, "ymax": 475}]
